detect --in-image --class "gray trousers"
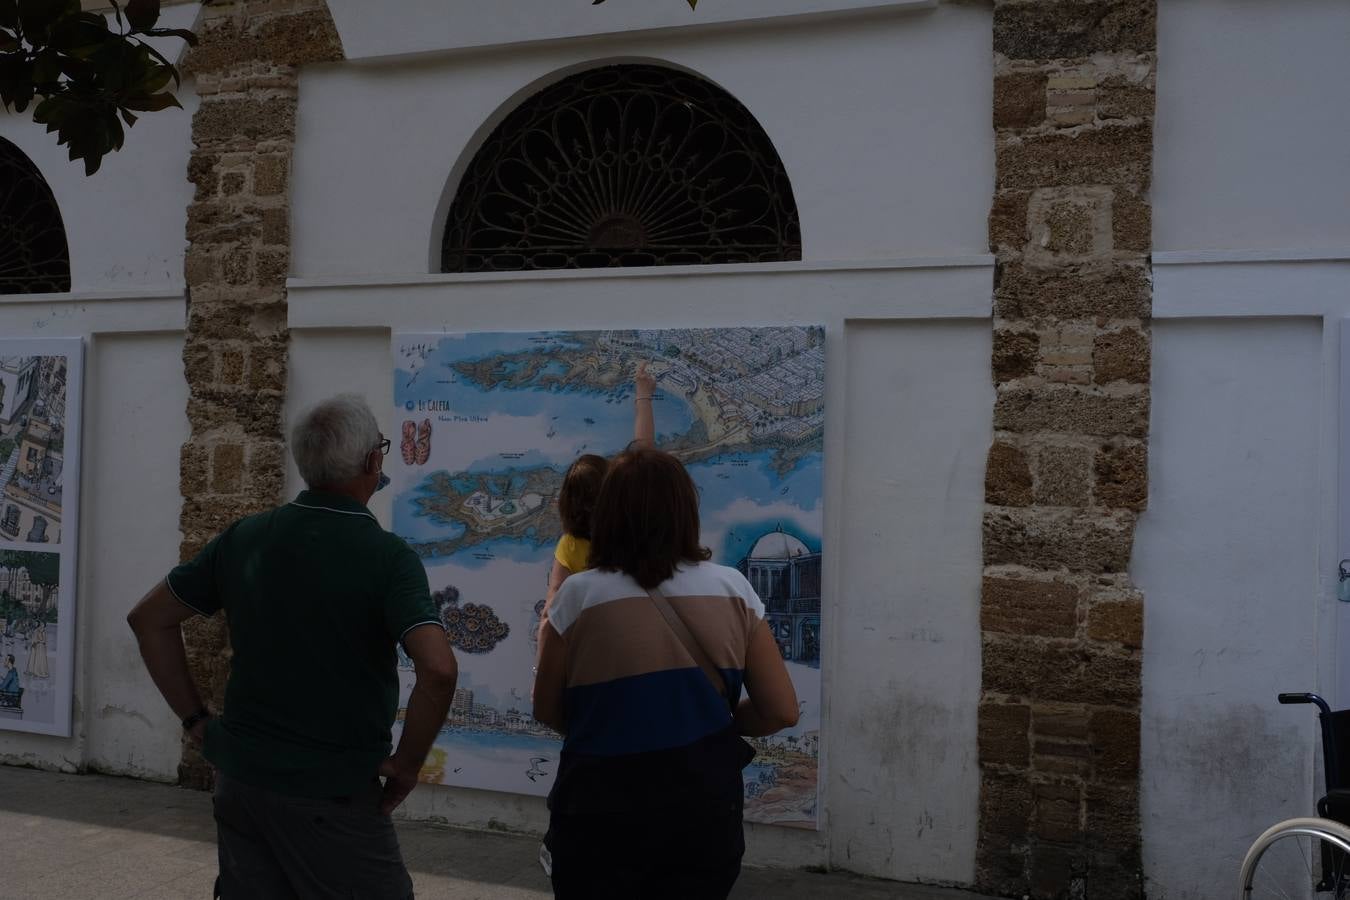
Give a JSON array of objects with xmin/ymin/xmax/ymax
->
[{"xmin": 213, "ymin": 773, "xmax": 414, "ymax": 900}]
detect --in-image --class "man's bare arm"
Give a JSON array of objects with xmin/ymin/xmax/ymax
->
[
  {"xmin": 380, "ymin": 623, "xmax": 457, "ymax": 814},
  {"xmin": 126, "ymin": 580, "xmax": 209, "ymax": 744}
]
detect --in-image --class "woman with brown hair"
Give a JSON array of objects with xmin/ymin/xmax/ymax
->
[{"xmin": 532, "ymin": 447, "xmax": 800, "ymax": 900}]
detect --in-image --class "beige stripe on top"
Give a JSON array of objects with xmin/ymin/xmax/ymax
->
[{"xmin": 566, "ymin": 594, "xmax": 761, "ymax": 689}]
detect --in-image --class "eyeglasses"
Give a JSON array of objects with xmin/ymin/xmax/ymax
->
[{"xmin": 375, "ymin": 438, "xmax": 391, "ymax": 457}]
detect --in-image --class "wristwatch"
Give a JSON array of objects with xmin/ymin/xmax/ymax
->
[{"xmin": 181, "ymin": 708, "xmax": 211, "ymax": 731}]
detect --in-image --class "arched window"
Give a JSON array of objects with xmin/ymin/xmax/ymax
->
[
  {"xmin": 0, "ymin": 139, "xmax": 70, "ymax": 295},
  {"xmin": 442, "ymin": 64, "xmax": 801, "ymax": 273}
]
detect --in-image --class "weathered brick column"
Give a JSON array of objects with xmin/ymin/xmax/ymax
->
[
  {"xmin": 978, "ymin": 2, "xmax": 1155, "ymax": 896},
  {"xmin": 177, "ymin": 0, "xmax": 342, "ymax": 788}
]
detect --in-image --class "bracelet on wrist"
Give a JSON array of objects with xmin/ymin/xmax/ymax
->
[{"xmin": 635, "ymin": 395, "xmax": 654, "ymax": 401}]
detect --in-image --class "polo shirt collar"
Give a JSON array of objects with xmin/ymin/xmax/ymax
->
[{"xmin": 290, "ymin": 490, "xmax": 378, "ymax": 522}]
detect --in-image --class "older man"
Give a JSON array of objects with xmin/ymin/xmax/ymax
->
[{"xmin": 128, "ymin": 394, "xmax": 457, "ymax": 900}]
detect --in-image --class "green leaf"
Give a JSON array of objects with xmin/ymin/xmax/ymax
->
[
  {"xmin": 18, "ymin": 0, "xmax": 77, "ymax": 41},
  {"xmin": 121, "ymin": 90, "xmax": 179, "ymax": 112},
  {"xmin": 124, "ymin": 0, "xmax": 159, "ymax": 32},
  {"xmin": 108, "ymin": 109, "xmax": 124, "ymax": 150},
  {"xmin": 0, "ymin": 52, "xmax": 34, "ymax": 111},
  {"xmin": 31, "ymin": 49, "xmax": 60, "ymax": 85},
  {"xmin": 1, "ymin": 0, "xmax": 191, "ymax": 174},
  {"xmin": 142, "ymin": 26, "xmax": 196, "ymax": 46},
  {"xmin": 48, "ymin": 12, "xmax": 109, "ymax": 51},
  {"xmin": 131, "ymin": 61, "xmax": 173, "ymax": 95},
  {"xmin": 134, "ymin": 36, "xmax": 180, "ymax": 87},
  {"xmin": 31, "ymin": 93, "xmax": 66, "ymax": 126},
  {"xmin": 51, "ymin": 100, "xmax": 118, "ymax": 175}
]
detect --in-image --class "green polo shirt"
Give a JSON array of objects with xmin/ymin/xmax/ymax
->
[{"xmin": 166, "ymin": 490, "xmax": 441, "ymax": 798}]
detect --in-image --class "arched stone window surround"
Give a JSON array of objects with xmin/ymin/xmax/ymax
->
[
  {"xmin": 0, "ymin": 138, "xmax": 71, "ymax": 295},
  {"xmin": 433, "ymin": 60, "xmax": 801, "ymax": 273}
]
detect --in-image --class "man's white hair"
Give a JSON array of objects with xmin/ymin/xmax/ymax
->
[{"xmin": 290, "ymin": 394, "xmax": 380, "ymax": 488}]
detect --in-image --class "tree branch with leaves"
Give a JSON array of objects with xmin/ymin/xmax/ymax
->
[{"xmin": 0, "ymin": 0, "xmax": 196, "ymax": 175}]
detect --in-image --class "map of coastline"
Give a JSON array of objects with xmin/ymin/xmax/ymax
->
[
  {"xmin": 402, "ymin": 328, "xmax": 823, "ymax": 558},
  {"xmin": 453, "ymin": 330, "xmax": 822, "ymax": 455}
]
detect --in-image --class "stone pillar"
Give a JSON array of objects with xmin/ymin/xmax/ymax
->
[
  {"xmin": 979, "ymin": 2, "xmax": 1155, "ymax": 896},
  {"xmin": 177, "ymin": 0, "xmax": 342, "ymax": 789}
]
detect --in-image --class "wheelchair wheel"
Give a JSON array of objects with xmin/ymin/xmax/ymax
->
[{"xmin": 1240, "ymin": 817, "xmax": 1350, "ymax": 898}]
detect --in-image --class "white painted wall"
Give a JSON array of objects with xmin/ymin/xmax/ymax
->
[
  {"xmin": 326, "ymin": 0, "xmax": 935, "ymax": 61},
  {"xmin": 0, "ymin": 101, "xmax": 197, "ymax": 291},
  {"xmin": 285, "ymin": 260, "xmax": 995, "ymax": 879},
  {"xmin": 0, "ymin": 312, "xmax": 188, "ymax": 780},
  {"xmin": 78, "ymin": 332, "xmax": 192, "ymax": 778},
  {"xmin": 1136, "ymin": 319, "xmax": 1324, "ymax": 897},
  {"xmin": 291, "ymin": 1, "xmax": 993, "ymax": 279},
  {"xmin": 1142, "ymin": 2, "xmax": 1350, "ymax": 893},
  {"xmin": 829, "ymin": 319, "xmax": 989, "ymax": 882},
  {"xmin": 1154, "ymin": 0, "xmax": 1350, "ymax": 253}
]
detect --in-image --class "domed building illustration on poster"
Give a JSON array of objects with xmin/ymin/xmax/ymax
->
[{"xmin": 737, "ymin": 525, "xmax": 821, "ymax": 668}]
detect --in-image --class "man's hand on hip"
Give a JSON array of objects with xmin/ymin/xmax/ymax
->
[{"xmin": 378, "ymin": 756, "xmax": 419, "ymax": 815}]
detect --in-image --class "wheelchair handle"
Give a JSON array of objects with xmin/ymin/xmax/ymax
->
[{"xmin": 1279, "ymin": 692, "xmax": 1332, "ymax": 715}]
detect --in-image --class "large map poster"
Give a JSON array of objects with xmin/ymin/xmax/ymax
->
[
  {"xmin": 0, "ymin": 339, "xmax": 82, "ymax": 737},
  {"xmin": 390, "ymin": 327, "xmax": 824, "ymax": 827}
]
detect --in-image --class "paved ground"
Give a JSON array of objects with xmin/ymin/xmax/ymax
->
[{"xmin": 0, "ymin": 766, "xmax": 996, "ymax": 899}]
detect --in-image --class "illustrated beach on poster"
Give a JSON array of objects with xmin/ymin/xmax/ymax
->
[{"xmin": 390, "ymin": 327, "xmax": 825, "ymax": 827}]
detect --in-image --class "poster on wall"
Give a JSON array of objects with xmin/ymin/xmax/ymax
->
[
  {"xmin": 391, "ymin": 327, "xmax": 824, "ymax": 828},
  {"xmin": 0, "ymin": 339, "xmax": 82, "ymax": 737}
]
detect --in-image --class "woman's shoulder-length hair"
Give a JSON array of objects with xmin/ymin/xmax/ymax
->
[{"xmin": 587, "ymin": 447, "xmax": 711, "ymax": 589}]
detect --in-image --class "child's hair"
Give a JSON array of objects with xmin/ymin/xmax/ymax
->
[{"xmin": 558, "ymin": 454, "xmax": 608, "ymax": 540}]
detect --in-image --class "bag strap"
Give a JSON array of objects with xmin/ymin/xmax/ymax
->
[{"xmin": 645, "ymin": 584, "xmax": 730, "ymax": 704}]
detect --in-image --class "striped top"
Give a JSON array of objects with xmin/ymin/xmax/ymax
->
[{"xmin": 549, "ymin": 561, "xmax": 766, "ymax": 758}]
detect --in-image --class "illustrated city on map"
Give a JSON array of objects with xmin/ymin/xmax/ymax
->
[
  {"xmin": 390, "ymin": 327, "xmax": 824, "ymax": 827},
  {"xmin": 0, "ymin": 340, "xmax": 82, "ymax": 737}
]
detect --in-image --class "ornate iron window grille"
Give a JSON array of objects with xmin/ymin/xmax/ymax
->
[
  {"xmin": 0, "ymin": 139, "xmax": 71, "ymax": 295},
  {"xmin": 442, "ymin": 65, "xmax": 802, "ymax": 273}
]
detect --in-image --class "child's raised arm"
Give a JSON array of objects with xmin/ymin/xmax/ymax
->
[{"xmin": 633, "ymin": 361, "xmax": 656, "ymax": 448}]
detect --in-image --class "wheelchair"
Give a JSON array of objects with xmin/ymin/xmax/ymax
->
[{"xmin": 1240, "ymin": 693, "xmax": 1350, "ymax": 898}]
